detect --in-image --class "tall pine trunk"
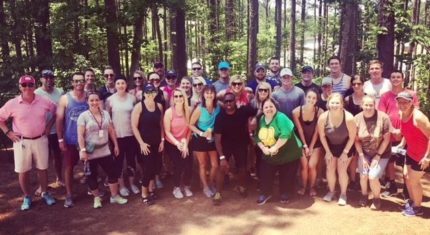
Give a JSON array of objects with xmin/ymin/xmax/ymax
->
[
  {"xmin": 290, "ymin": 0, "xmax": 296, "ymax": 71},
  {"xmin": 339, "ymin": 0, "xmax": 359, "ymax": 75},
  {"xmin": 275, "ymin": 0, "xmax": 282, "ymax": 58},
  {"xmin": 248, "ymin": 0, "xmax": 258, "ymax": 79},
  {"xmin": 33, "ymin": 0, "xmax": 53, "ymax": 69},
  {"xmin": 105, "ymin": 0, "xmax": 121, "ymax": 74},
  {"xmin": 130, "ymin": 13, "xmax": 143, "ymax": 75},
  {"xmin": 376, "ymin": 0, "xmax": 395, "ymax": 79}
]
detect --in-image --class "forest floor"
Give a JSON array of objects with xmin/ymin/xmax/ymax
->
[{"xmin": 1, "ymin": 150, "xmax": 430, "ymax": 235}]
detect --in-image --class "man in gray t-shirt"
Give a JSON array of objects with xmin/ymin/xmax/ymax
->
[
  {"xmin": 213, "ymin": 61, "xmax": 231, "ymax": 94},
  {"xmin": 272, "ymin": 68, "xmax": 305, "ymax": 119}
]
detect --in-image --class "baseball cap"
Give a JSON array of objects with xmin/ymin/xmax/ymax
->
[
  {"xmin": 41, "ymin": 69, "xmax": 55, "ymax": 78},
  {"xmin": 396, "ymin": 91, "xmax": 413, "ymax": 101},
  {"xmin": 280, "ymin": 68, "xmax": 293, "ymax": 77},
  {"xmin": 166, "ymin": 70, "xmax": 177, "ymax": 77},
  {"xmin": 301, "ymin": 66, "xmax": 314, "ymax": 73},
  {"xmin": 255, "ymin": 63, "xmax": 266, "ymax": 72},
  {"xmin": 19, "ymin": 75, "xmax": 36, "ymax": 84},
  {"xmin": 218, "ymin": 61, "xmax": 231, "ymax": 70},
  {"xmin": 321, "ymin": 77, "xmax": 332, "ymax": 86},
  {"xmin": 143, "ymin": 84, "xmax": 157, "ymax": 93},
  {"xmin": 153, "ymin": 61, "xmax": 164, "ymax": 68}
]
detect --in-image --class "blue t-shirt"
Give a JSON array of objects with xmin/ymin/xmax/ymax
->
[{"xmin": 272, "ymin": 86, "xmax": 305, "ymax": 119}]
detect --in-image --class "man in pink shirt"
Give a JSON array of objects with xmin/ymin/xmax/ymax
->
[
  {"xmin": 0, "ymin": 75, "xmax": 57, "ymax": 210},
  {"xmin": 378, "ymin": 70, "xmax": 419, "ymax": 196}
]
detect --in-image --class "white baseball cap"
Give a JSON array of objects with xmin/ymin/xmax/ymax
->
[{"xmin": 280, "ymin": 68, "xmax": 293, "ymax": 77}]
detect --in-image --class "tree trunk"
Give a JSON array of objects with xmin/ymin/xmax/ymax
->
[
  {"xmin": 248, "ymin": 0, "xmax": 258, "ymax": 79},
  {"xmin": 33, "ymin": 0, "xmax": 53, "ymax": 69},
  {"xmin": 208, "ymin": 0, "xmax": 221, "ymax": 73},
  {"xmin": 405, "ymin": 0, "xmax": 421, "ymax": 86},
  {"xmin": 130, "ymin": 13, "xmax": 143, "ymax": 75},
  {"xmin": 0, "ymin": 0, "xmax": 10, "ymax": 61},
  {"xmin": 290, "ymin": 0, "xmax": 296, "ymax": 71},
  {"xmin": 339, "ymin": 0, "xmax": 359, "ymax": 75},
  {"xmin": 316, "ymin": 0, "xmax": 322, "ymax": 75},
  {"xmin": 225, "ymin": 0, "xmax": 236, "ymax": 41},
  {"xmin": 283, "ymin": 0, "xmax": 287, "ymax": 66},
  {"xmin": 172, "ymin": 5, "xmax": 187, "ymax": 78},
  {"xmin": 105, "ymin": 0, "xmax": 121, "ymax": 74},
  {"xmin": 163, "ymin": 6, "xmax": 168, "ymax": 67},
  {"xmin": 275, "ymin": 0, "xmax": 282, "ymax": 58},
  {"xmin": 376, "ymin": 0, "xmax": 395, "ymax": 78},
  {"xmin": 299, "ymin": 0, "xmax": 306, "ymax": 65}
]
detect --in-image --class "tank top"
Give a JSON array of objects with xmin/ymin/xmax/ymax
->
[
  {"xmin": 138, "ymin": 101, "xmax": 162, "ymax": 145},
  {"xmin": 332, "ymin": 74, "xmax": 347, "ymax": 96},
  {"xmin": 401, "ymin": 111, "xmax": 429, "ymax": 163},
  {"xmin": 299, "ymin": 106, "xmax": 319, "ymax": 145},
  {"xmin": 345, "ymin": 94, "xmax": 363, "ymax": 116},
  {"xmin": 65, "ymin": 92, "xmax": 88, "ymax": 145},
  {"xmin": 324, "ymin": 111, "xmax": 349, "ymax": 146},
  {"xmin": 109, "ymin": 94, "xmax": 134, "ymax": 138},
  {"xmin": 197, "ymin": 105, "xmax": 221, "ymax": 131},
  {"xmin": 167, "ymin": 106, "xmax": 189, "ymax": 144}
]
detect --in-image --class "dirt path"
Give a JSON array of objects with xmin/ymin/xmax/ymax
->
[{"xmin": 1, "ymin": 157, "xmax": 429, "ymax": 235}]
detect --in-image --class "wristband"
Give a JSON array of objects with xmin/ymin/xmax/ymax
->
[
  {"xmin": 219, "ymin": 155, "xmax": 226, "ymax": 160},
  {"xmin": 161, "ymin": 138, "xmax": 165, "ymax": 142},
  {"xmin": 302, "ymin": 144, "xmax": 308, "ymax": 148},
  {"xmin": 424, "ymin": 158, "xmax": 430, "ymax": 163},
  {"xmin": 58, "ymin": 138, "xmax": 64, "ymax": 143},
  {"xmin": 199, "ymin": 131, "xmax": 204, "ymax": 137},
  {"xmin": 80, "ymin": 148, "xmax": 86, "ymax": 152},
  {"xmin": 343, "ymin": 150, "xmax": 349, "ymax": 155},
  {"xmin": 358, "ymin": 152, "xmax": 364, "ymax": 157}
]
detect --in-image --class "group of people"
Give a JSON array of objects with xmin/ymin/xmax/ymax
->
[{"xmin": 0, "ymin": 56, "xmax": 429, "ymax": 218}]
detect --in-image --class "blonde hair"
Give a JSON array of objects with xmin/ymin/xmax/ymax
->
[
  {"xmin": 229, "ymin": 74, "xmax": 247, "ymax": 86},
  {"xmin": 255, "ymin": 82, "xmax": 272, "ymax": 102},
  {"xmin": 369, "ymin": 60, "xmax": 383, "ymax": 68},
  {"xmin": 172, "ymin": 88, "xmax": 191, "ymax": 123},
  {"xmin": 327, "ymin": 92, "xmax": 344, "ymax": 110}
]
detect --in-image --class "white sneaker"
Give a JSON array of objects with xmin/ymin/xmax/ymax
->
[
  {"xmin": 110, "ymin": 195, "xmax": 128, "ymax": 205},
  {"xmin": 172, "ymin": 187, "xmax": 184, "ymax": 199},
  {"xmin": 130, "ymin": 184, "xmax": 140, "ymax": 195},
  {"xmin": 183, "ymin": 186, "xmax": 193, "ymax": 197},
  {"xmin": 119, "ymin": 187, "xmax": 130, "ymax": 197},
  {"xmin": 323, "ymin": 191, "xmax": 335, "ymax": 202},
  {"xmin": 203, "ymin": 187, "xmax": 214, "ymax": 198},
  {"xmin": 93, "ymin": 196, "xmax": 102, "ymax": 209},
  {"xmin": 338, "ymin": 194, "xmax": 347, "ymax": 206}
]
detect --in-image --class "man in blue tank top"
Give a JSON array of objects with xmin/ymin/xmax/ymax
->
[{"xmin": 56, "ymin": 72, "xmax": 89, "ymax": 208}]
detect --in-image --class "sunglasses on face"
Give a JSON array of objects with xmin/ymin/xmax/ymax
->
[
  {"xmin": 104, "ymin": 74, "xmax": 114, "ymax": 78},
  {"xmin": 256, "ymin": 69, "xmax": 265, "ymax": 73},
  {"xmin": 134, "ymin": 77, "xmax": 143, "ymax": 80},
  {"xmin": 258, "ymin": 88, "xmax": 269, "ymax": 93},
  {"xmin": 166, "ymin": 76, "xmax": 176, "ymax": 80},
  {"xmin": 224, "ymin": 99, "xmax": 235, "ymax": 104},
  {"xmin": 192, "ymin": 67, "xmax": 202, "ymax": 71},
  {"xmin": 219, "ymin": 68, "xmax": 229, "ymax": 72},
  {"xmin": 193, "ymin": 83, "xmax": 203, "ymax": 87},
  {"xmin": 150, "ymin": 79, "xmax": 160, "ymax": 83},
  {"xmin": 232, "ymin": 82, "xmax": 243, "ymax": 87},
  {"xmin": 352, "ymin": 82, "xmax": 362, "ymax": 86},
  {"xmin": 174, "ymin": 94, "xmax": 183, "ymax": 98},
  {"xmin": 73, "ymin": 79, "xmax": 85, "ymax": 84},
  {"xmin": 20, "ymin": 83, "xmax": 35, "ymax": 88}
]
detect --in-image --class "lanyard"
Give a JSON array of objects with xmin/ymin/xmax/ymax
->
[{"xmin": 89, "ymin": 109, "xmax": 104, "ymax": 130}]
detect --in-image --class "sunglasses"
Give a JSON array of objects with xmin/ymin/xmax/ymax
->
[
  {"xmin": 73, "ymin": 79, "xmax": 85, "ymax": 84},
  {"xmin": 224, "ymin": 99, "xmax": 235, "ymax": 104},
  {"xmin": 232, "ymin": 82, "xmax": 243, "ymax": 87},
  {"xmin": 219, "ymin": 68, "xmax": 229, "ymax": 72},
  {"xmin": 134, "ymin": 77, "xmax": 144, "ymax": 80},
  {"xmin": 258, "ymin": 88, "xmax": 269, "ymax": 93},
  {"xmin": 193, "ymin": 83, "xmax": 203, "ymax": 87},
  {"xmin": 192, "ymin": 67, "xmax": 202, "ymax": 71},
  {"xmin": 256, "ymin": 69, "xmax": 265, "ymax": 73},
  {"xmin": 352, "ymin": 83, "xmax": 362, "ymax": 86},
  {"xmin": 174, "ymin": 95, "xmax": 183, "ymax": 98},
  {"xmin": 20, "ymin": 83, "xmax": 35, "ymax": 88},
  {"xmin": 150, "ymin": 79, "xmax": 160, "ymax": 83},
  {"xmin": 104, "ymin": 74, "xmax": 114, "ymax": 78},
  {"xmin": 166, "ymin": 76, "xmax": 176, "ymax": 80}
]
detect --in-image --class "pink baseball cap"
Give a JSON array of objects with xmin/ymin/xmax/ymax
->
[{"xmin": 19, "ymin": 75, "xmax": 36, "ymax": 84}]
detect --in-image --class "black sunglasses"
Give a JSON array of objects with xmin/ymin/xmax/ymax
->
[
  {"xmin": 20, "ymin": 83, "xmax": 35, "ymax": 88},
  {"xmin": 73, "ymin": 79, "xmax": 85, "ymax": 84},
  {"xmin": 193, "ymin": 83, "xmax": 203, "ymax": 87},
  {"xmin": 192, "ymin": 67, "xmax": 202, "ymax": 71},
  {"xmin": 219, "ymin": 68, "xmax": 229, "ymax": 72},
  {"xmin": 166, "ymin": 76, "xmax": 176, "ymax": 80},
  {"xmin": 232, "ymin": 82, "xmax": 243, "ymax": 86},
  {"xmin": 174, "ymin": 95, "xmax": 183, "ymax": 98},
  {"xmin": 104, "ymin": 74, "xmax": 114, "ymax": 78},
  {"xmin": 134, "ymin": 77, "xmax": 144, "ymax": 80},
  {"xmin": 258, "ymin": 89, "xmax": 269, "ymax": 92},
  {"xmin": 224, "ymin": 99, "xmax": 234, "ymax": 103}
]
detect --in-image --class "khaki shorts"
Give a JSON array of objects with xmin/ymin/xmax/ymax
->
[{"xmin": 13, "ymin": 136, "xmax": 49, "ymax": 173}]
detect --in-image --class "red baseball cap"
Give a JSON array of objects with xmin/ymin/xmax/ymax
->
[{"xmin": 19, "ymin": 75, "xmax": 36, "ymax": 84}]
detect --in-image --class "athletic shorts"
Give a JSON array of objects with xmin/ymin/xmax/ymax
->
[
  {"xmin": 358, "ymin": 156, "xmax": 389, "ymax": 179},
  {"xmin": 48, "ymin": 133, "xmax": 61, "ymax": 155},
  {"xmin": 13, "ymin": 136, "xmax": 49, "ymax": 173},
  {"xmin": 191, "ymin": 135, "xmax": 216, "ymax": 152},
  {"xmin": 404, "ymin": 154, "xmax": 430, "ymax": 173}
]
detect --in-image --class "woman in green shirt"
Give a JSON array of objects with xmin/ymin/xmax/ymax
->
[{"xmin": 256, "ymin": 98, "xmax": 303, "ymax": 205}]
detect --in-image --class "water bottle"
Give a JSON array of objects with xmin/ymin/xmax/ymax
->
[{"xmin": 391, "ymin": 147, "xmax": 406, "ymax": 156}]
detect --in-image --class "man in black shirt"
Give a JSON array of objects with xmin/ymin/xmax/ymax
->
[
  {"xmin": 213, "ymin": 92, "xmax": 256, "ymax": 205},
  {"xmin": 295, "ymin": 66, "xmax": 322, "ymax": 95}
]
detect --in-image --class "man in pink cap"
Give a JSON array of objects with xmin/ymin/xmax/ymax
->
[{"xmin": 0, "ymin": 75, "xmax": 57, "ymax": 210}]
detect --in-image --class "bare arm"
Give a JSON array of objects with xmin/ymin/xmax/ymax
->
[
  {"xmin": 56, "ymin": 95, "xmax": 67, "ymax": 140},
  {"xmin": 292, "ymin": 107, "xmax": 307, "ymax": 146},
  {"xmin": 131, "ymin": 103, "xmax": 144, "ymax": 145},
  {"xmin": 317, "ymin": 112, "xmax": 332, "ymax": 156},
  {"xmin": 163, "ymin": 108, "xmax": 180, "ymax": 146},
  {"xmin": 343, "ymin": 112, "xmax": 358, "ymax": 154},
  {"xmin": 189, "ymin": 106, "xmax": 202, "ymax": 135}
]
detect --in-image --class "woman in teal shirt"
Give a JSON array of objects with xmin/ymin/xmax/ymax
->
[{"xmin": 256, "ymin": 98, "xmax": 303, "ymax": 205}]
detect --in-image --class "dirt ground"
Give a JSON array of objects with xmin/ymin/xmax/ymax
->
[{"xmin": 1, "ymin": 152, "xmax": 430, "ymax": 235}]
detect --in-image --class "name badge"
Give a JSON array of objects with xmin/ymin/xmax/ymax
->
[{"xmin": 98, "ymin": 130, "xmax": 104, "ymax": 138}]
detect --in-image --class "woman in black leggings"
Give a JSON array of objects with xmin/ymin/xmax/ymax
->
[{"xmin": 131, "ymin": 84, "xmax": 164, "ymax": 205}]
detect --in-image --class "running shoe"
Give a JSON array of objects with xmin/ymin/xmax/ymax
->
[
  {"xmin": 149, "ymin": 191, "xmax": 159, "ymax": 201},
  {"xmin": 358, "ymin": 194, "xmax": 368, "ymax": 207},
  {"xmin": 155, "ymin": 178, "xmax": 164, "ymax": 189},
  {"xmin": 142, "ymin": 197, "xmax": 154, "ymax": 206},
  {"xmin": 203, "ymin": 187, "xmax": 214, "ymax": 198},
  {"xmin": 280, "ymin": 193, "xmax": 290, "ymax": 204},
  {"xmin": 338, "ymin": 194, "xmax": 347, "ymax": 206},
  {"xmin": 119, "ymin": 187, "xmax": 130, "ymax": 197},
  {"xmin": 110, "ymin": 195, "xmax": 128, "ymax": 205},
  {"xmin": 130, "ymin": 184, "xmax": 140, "ymax": 195},
  {"xmin": 172, "ymin": 187, "xmax": 184, "ymax": 199},
  {"xmin": 257, "ymin": 195, "xmax": 272, "ymax": 205},
  {"xmin": 21, "ymin": 196, "xmax": 32, "ymax": 211},
  {"xmin": 402, "ymin": 206, "xmax": 424, "ymax": 217},
  {"xmin": 41, "ymin": 192, "xmax": 56, "ymax": 206},
  {"xmin": 183, "ymin": 186, "xmax": 193, "ymax": 197},
  {"xmin": 323, "ymin": 191, "xmax": 335, "ymax": 202},
  {"xmin": 93, "ymin": 196, "xmax": 102, "ymax": 209},
  {"xmin": 212, "ymin": 192, "xmax": 222, "ymax": 206},
  {"xmin": 370, "ymin": 198, "xmax": 381, "ymax": 210},
  {"xmin": 64, "ymin": 195, "xmax": 74, "ymax": 208}
]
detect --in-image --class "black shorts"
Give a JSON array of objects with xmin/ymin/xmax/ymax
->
[
  {"xmin": 224, "ymin": 145, "xmax": 248, "ymax": 169},
  {"xmin": 328, "ymin": 143, "xmax": 353, "ymax": 158},
  {"xmin": 407, "ymin": 154, "xmax": 430, "ymax": 172},
  {"xmin": 48, "ymin": 134, "xmax": 61, "ymax": 155},
  {"xmin": 191, "ymin": 135, "xmax": 216, "ymax": 152}
]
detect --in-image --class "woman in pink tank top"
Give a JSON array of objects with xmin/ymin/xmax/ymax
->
[
  {"xmin": 397, "ymin": 91, "xmax": 430, "ymax": 217},
  {"xmin": 163, "ymin": 89, "xmax": 193, "ymax": 199}
]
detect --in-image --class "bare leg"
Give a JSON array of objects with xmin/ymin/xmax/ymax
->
[
  {"xmin": 37, "ymin": 169, "xmax": 49, "ymax": 193},
  {"xmin": 299, "ymin": 155, "xmax": 308, "ymax": 194},
  {"xmin": 19, "ymin": 171, "xmax": 31, "ymax": 196},
  {"xmin": 337, "ymin": 157, "xmax": 352, "ymax": 196},
  {"xmin": 406, "ymin": 167, "xmax": 425, "ymax": 206},
  {"xmin": 308, "ymin": 148, "xmax": 321, "ymax": 193},
  {"xmin": 195, "ymin": 151, "xmax": 209, "ymax": 189},
  {"xmin": 326, "ymin": 157, "xmax": 337, "ymax": 193},
  {"xmin": 208, "ymin": 151, "xmax": 219, "ymax": 187},
  {"xmin": 64, "ymin": 166, "xmax": 73, "ymax": 196}
]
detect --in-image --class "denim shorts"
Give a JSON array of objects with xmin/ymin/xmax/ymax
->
[{"xmin": 358, "ymin": 156, "xmax": 389, "ymax": 179}]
